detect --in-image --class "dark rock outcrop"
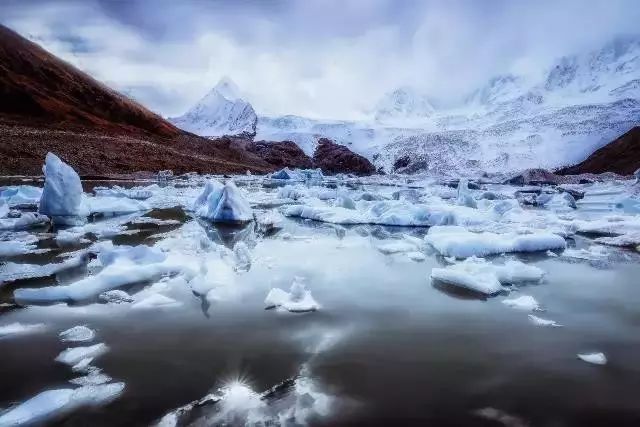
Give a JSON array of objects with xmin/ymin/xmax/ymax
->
[
  {"xmin": 504, "ymin": 168, "xmax": 564, "ymax": 185},
  {"xmin": 246, "ymin": 140, "xmax": 313, "ymax": 169},
  {"xmin": 312, "ymin": 138, "xmax": 376, "ymax": 176},
  {"xmin": 557, "ymin": 127, "xmax": 640, "ymax": 176}
]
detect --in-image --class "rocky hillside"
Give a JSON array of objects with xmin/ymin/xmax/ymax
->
[
  {"xmin": 557, "ymin": 127, "xmax": 640, "ymax": 175},
  {"xmin": 0, "ymin": 25, "xmax": 273, "ymax": 175}
]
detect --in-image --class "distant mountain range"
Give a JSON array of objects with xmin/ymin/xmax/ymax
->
[{"xmin": 175, "ymin": 35, "xmax": 640, "ymax": 176}]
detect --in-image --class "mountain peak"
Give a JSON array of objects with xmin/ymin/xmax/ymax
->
[
  {"xmin": 170, "ymin": 77, "xmax": 257, "ymax": 138},
  {"xmin": 213, "ymin": 76, "xmax": 242, "ymax": 101}
]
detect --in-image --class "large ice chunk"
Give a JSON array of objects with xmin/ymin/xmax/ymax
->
[
  {"xmin": 193, "ymin": 180, "xmax": 253, "ymax": 223},
  {"xmin": 265, "ymin": 278, "xmax": 319, "ymax": 312},
  {"xmin": 425, "ymin": 226, "xmax": 566, "ymax": 258},
  {"xmin": 430, "ymin": 257, "xmax": 544, "ymax": 295},
  {"xmin": 39, "ymin": 153, "xmax": 89, "ymax": 225}
]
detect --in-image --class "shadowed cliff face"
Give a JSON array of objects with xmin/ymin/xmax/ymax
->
[{"xmin": 558, "ymin": 127, "xmax": 640, "ymax": 176}]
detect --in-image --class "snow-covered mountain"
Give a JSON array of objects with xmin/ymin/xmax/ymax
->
[
  {"xmin": 373, "ymin": 86, "xmax": 435, "ymax": 124},
  {"xmin": 258, "ymin": 35, "xmax": 640, "ymax": 176},
  {"xmin": 169, "ymin": 77, "xmax": 258, "ymax": 138}
]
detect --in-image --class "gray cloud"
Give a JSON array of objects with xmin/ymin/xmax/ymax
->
[{"xmin": 2, "ymin": 0, "xmax": 639, "ymax": 119}]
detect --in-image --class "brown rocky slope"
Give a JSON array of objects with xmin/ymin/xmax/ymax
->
[
  {"xmin": 0, "ymin": 24, "xmax": 274, "ymax": 175},
  {"xmin": 557, "ymin": 127, "xmax": 640, "ymax": 176}
]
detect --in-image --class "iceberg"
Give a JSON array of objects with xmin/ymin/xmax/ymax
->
[
  {"xmin": 424, "ymin": 226, "xmax": 566, "ymax": 258},
  {"xmin": 193, "ymin": 180, "xmax": 253, "ymax": 223},
  {"xmin": 39, "ymin": 153, "xmax": 89, "ymax": 225},
  {"xmin": 265, "ymin": 278, "xmax": 319, "ymax": 312}
]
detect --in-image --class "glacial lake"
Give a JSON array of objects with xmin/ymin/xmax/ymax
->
[{"xmin": 1, "ymin": 177, "xmax": 640, "ymax": 426}]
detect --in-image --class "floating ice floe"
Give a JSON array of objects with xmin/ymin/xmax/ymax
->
[
  {"xmin": 0, "ymin": 235, "xmax": 40, "ymax": 257},
  {"xmin": 0, "ymin": 252, "xmax": 93, "ymax": 283},
  {"xmin": 595, "ymin": 232, "xmax": 640, "ymax": 247},
  {"xmin": 577, "ymin": 352, "xmax": 607, "ymax": 365},
  {"xmin": 502, "ymin": 295, "xmax": 542, "ymax": 311},
  {"xmin": 69, "ymin": 370, "xmax": 113, "ymax": 386},
  {"xmin": 39, "ymin": 152, "xmax": 89, "ymax": 225},
  {"xmin": 0, "ymin": 185, "xmax": 42, "ymax": 207},
  {"xmin": 55, "ymin": 343, "xmax": 109, "ymax": 366},
  {"xmin": 282, "ymin": 200, "xmax": 480, "ymax": 227},
  {"xmin": 424, "ymin": 226, "xmax": 566, "ymax": 258},
  {"xmin": 430, "ymin": 257, "xmax": 544, "ymax": 296},
  {"xmin": 528, "ymin": 315, "xmax": 562, "ymax": 327},
  {"xmin": 0, "ymin": 383, "xmax": 125, "ymax": 426},
  {"xmin": 265, "ymin": 278, "xmax": 319, "ymax": 312},
  {"xmin": 99, "ymin": 289, "xmax": 134, "ymax": 304},
  {"xmin": 86, "ymin": 196, "xmax": 150, "ymax": 216},
  {"xmin": 97, "ymin": 242, "xmax": 166, "ymax": 267},
  {"xmin": 561, "ymin": 245, "xmax": 609, "ymax": 261},
  {"xmin": 0, "ymin": 212, "xmax": 50, "ymax": 231},
  {"xmin": 193, "ymin": 180, "xmax": 253, "ymax": 223},
  {"xmin": 536, "ymin": 192, "xmax": 576, "ymax": 211},
  {"xmin": 59, "ymin": 326, "xmax": 96, "ymax": 342},
  {"xmin": 94, "ymin": 184, "xmax": 158, "ymax": 200},
  {"xmin": 0, "ymin": 322, "xmax": 47, "ymax": 338},
  {"xmin": 14, "ymin": 253, "xmax": 184, "ymax": 304},
  {"xmin": 55, "ymin": 230, "xmax": 90, "ymax": 247},
  {"xmin": 131, "ymin": 293, "xmax": 182, "ymax": 310}
]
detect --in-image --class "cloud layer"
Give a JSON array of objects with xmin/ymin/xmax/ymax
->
[{"xmin": 2, "ymin": 0, "xmax": 639, "ymax": 119}]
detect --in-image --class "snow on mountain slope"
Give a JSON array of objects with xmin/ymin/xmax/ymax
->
[
  {"xmin": 258, "ymin": 35, "xmax": 640, "ymax": 176},
  {"xmin": 373, "ymin": 86, "xmax": 435, "ymax": 125},
  {"xmin": 170, "ymin": 77, "xmax": 258, "ymax": 138}
]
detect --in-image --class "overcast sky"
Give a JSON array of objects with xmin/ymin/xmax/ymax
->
[{"xmin": 2, "ymin": 0, "xmax": 639, "ymax": 119}]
